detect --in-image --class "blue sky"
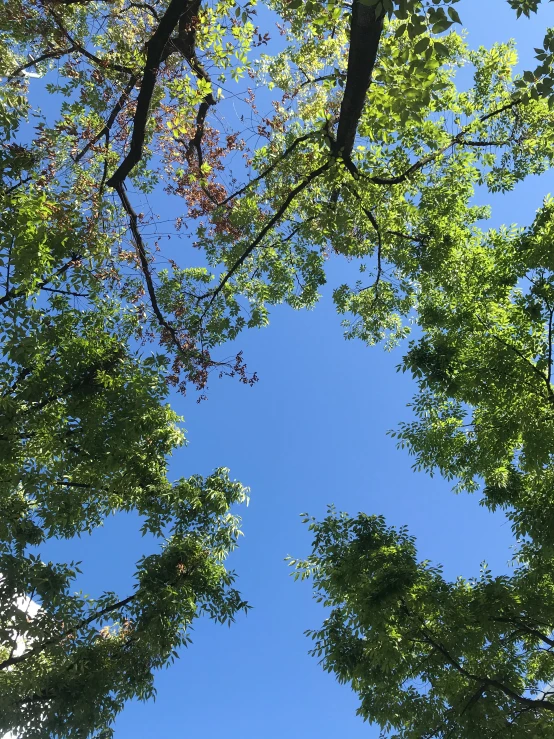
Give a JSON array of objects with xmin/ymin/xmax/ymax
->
[{"xmin": 34, "ymin": 2, "xmax": 554, "ymax": 737}]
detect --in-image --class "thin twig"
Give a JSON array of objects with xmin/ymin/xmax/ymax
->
[
  {"xmin": 367, "ymin": 101, "xmax": 520, "ymax": 186},
  {"xmin": 8, "ymin": 46, "xmax": 76, "ymax": 79},
  {"xmin": 199, "ymin": 162, "xmax": 330, "ymax": 313},
  {"xmin": 220, "ymin": 131, "xmax": 318, "ymax": 206}
]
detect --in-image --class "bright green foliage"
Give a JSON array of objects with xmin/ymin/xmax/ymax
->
[
  {"xmin": 0, "ymin": 11, "xmax": 250, "ymax": 734},
  {"xmin": 0, "ymin": 189, "xmax": 250, "ymax": 736},
  {"xmin": 0, "ymin": 467, "xmax": 247, "ymax": 738},
  {"xmin": 386, "ymin": 193, "xmax": 554, "ymax": 556},
  {"xmin": 292, "ymin": 509, "xmax": 554, "ymax": 738},
  {"xmin": 0, "ymin": 290, "xmax": 250, "ymax": 736},
  {"xmin": 3, "ymin": 0, "xmax": 554, "ymax": 736},
  {"xmin": 264, "ymin": 5, "xmax": 554, "ymax": 737},
  {"xmin": 189, "ymin": 15, "xmax": 554, "ymax": 351}
]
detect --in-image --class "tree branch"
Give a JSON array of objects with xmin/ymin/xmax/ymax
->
[
  {"xmin": 127, "ymin": 1, "xmax": 160, "ymax": 19},
  {"xmin": 8, "ymin": 46, "xmax": 76, "ymax": 79},
  {"xmin": 367, "ymin": 102, "xmax": 520, "ymax": 186},
  {"xmin": 492, "ymin": 616, "xmax": 554, "ymax": 648},
  {"xmin": 0, "ymin": 558, "xmax": 202, "ymax": 671},
  {"xmin": 547, "ymin": 309, "xmax": 554, "ymax": 385},
  {"xmin": 420, "ymin": 626, "xmax": 554, "ymax": 714},
  {"xmin": 0, "ymin": 592, "xmax": 138, "ymax": 671},
  {"xmin": 0, "ymin": 256, "xmax": 81, "ymax": 308},
  {"xmin": 172, "ymin": 1, "xmax": 215, "ymax": 167},
  {"xmin": 114, "ymin": 183, "xmax": 204, "ymax": 362},
  {"xmin": 476, "ymin": 315, "xmax": 554, "ymax": 402},
  {"xmin": 40, "ymin": 286, "xmax": 89, "ymax": 298},
  {"xmin": 107, "ymin": 0, "xmax": 197, "ymax": 187},
  {"xmin": 220, "ymin": 131, "xmax": 318, "ymax": 206},
  {"xmin": 47, "ymin": 12, "xmax": 134, "ymax": 75},
  {"xmin": 75, "ymin": 75, "xmax": 139, "ymax": 162},
  {"xmin": 2, "ymin": 176, "xmax": 33, "ymax": 197},
  {"xmin": 334, "ymin": 0, "xmax": 385, "ymax": 161},
  {"xmin": 199, "ymin": 161, "xmax": 330, "ymax": 313},
  {"xmin": 347, "ymin": 184, "xmax": 382, "ymax": 292}
]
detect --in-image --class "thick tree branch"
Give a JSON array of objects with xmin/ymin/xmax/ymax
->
[
  {"xmin": 334, "ymin": 0, "xmax": 385, "ymax": 161},
  {"xmin": 107, "ymin": 0, "xmax": 197, "ymax": 187},
  {"xmin": 172, "ymin": 1, "xmax": 215, "ymax": 166}
]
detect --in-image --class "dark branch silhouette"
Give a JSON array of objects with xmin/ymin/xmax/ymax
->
[
  {"xmin": 0, "ymin": 558, "xmax": 202, "ymax": 671},
  {"xmin": 0, "ymin": 256, "xmax": 81, "ymax": 308},
  {"xmin": 75, "ymin": 75, "xmax": 139, "ymax": 162},
  {"xmin": 107, "ymin": 0, "xmax": 200, "ymax": 187},
  {"xmin": 420, "ymin": 626, "xmax": 554, "ymax": 714},
  {"xmin": 8, "ymin": 46, "xmax": 76, "ymax": 79},
  {"xmin": 114, "ymin": 184, "xmax": 192, "ymax": 352},
  {"xmin": 348, "ymin": 185, "xmax": 382, "ymax": 292},
  {"xmin": 334, "ymin": 0, "xmax": 385, "ymax": 162},
  {"xmin": 200, "ymin": 162, "xmax": 330, "ymax": 313},
  {"xmin": 172, "ymin": 0, "xmax": 216, "ymax": 166},
  {"xmin": 113, "ymin": 184, "xmax": 233, "ymax": 380},
  {"xmin": 220, "ymin": 131, "xmax": 318, "ymax": 205},
  {"xmin": 475, "ymin": 315, "xmax": 554, "ymax": 402},
  {"xmin": 367, "ymin": 101, "xmax": 520, "ymax": 185},
  {"xmin": 127, "ymin": 1, "xmax": 160, "ymax": 19}
]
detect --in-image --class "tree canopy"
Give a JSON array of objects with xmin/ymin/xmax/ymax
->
[{"xmin": 2, "ymin": 0, "xmax": 554, "ymax": 736}]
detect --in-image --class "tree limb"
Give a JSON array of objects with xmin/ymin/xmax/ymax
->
[
  {"xmin": 107, "ymin": 0, "xmax": 197, "ymax": 187},
  {"xmin": 334, "ymin": 0, "xmax": 385, "ymax": 161},
  {"xmin": 367, "ymin": 101, "xmax": 520, "ymax": 186},
  {"xmin": 199, "ymin": 161, "xmax": 330, "ymax": 313},
  {"xmin": 220, "ymin": 131, "xmax": 318, "ymax": 205},
  {"xmin": 172, "ymin": 0, "xmax": 215, "ymax": 166},
  {"xmin": 75, "ymin": 75, "xmax": 139, "ymax": 162},
  {"xmin": 8, "ymin": 46, "xmax": 76, "ymax": 79},
  {"xmin": 114, "ymin": 183, "xmax": 208, "ymax": 365},
  {"xmin": 0, "ymin": 593, "xmax": 137, "ymax": 671},
  {"xmin": 347, "ymin": 184, "xmax": 382, "ymax": 292},
  {"xmin": 127, "ymin": 1, "xmax": 160, "ymax": 19},
  {"xmin": 0, "ymin": 558, "xmax": 202, "ymax": 671},
  {"xmin": 420, "ymin": 626, "xmax": 554, "ymax": 714},
  {"xmin": 0, "ymin": 256, "xmax": 81, "ymax": 308},
  {"xmin": 476, "ymin": 315, "xmax": 554, "ymax": 402},
  {"xmin": 492, "ymin": 616, "xmax": 554, "ymax": 648}
]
